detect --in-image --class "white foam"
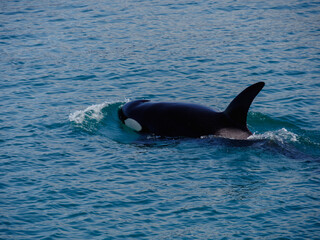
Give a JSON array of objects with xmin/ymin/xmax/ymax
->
[
  {"xmin": 69, "ymin": 102, "xmax": 110, "ymax": 124},
  {"xmin": 248, "ymin": 128, "xmax": 298, "ymax": 143}
]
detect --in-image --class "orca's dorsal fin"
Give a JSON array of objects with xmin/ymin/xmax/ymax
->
[{"xmin": 224, "ymin": 82, "xmax": 265, "ymax": 129}]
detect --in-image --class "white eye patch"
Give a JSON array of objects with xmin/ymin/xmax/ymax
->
[{"xmin": 124, "ymin": 118, "xmax": 142, "ymax": 132}]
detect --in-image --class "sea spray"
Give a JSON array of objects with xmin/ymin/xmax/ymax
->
[
  {"xmin": 249, "ymin": 128, "xmax": 298, "ymax": 144},
  {"xmin": 69, "ymin": 102, "xmax": 110, "ymax": 124},
  {"xmin": 69, "ymin": 100, "xmax": 129, "ymax": 133}
]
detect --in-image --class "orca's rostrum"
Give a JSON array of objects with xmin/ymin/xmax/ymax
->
[{"xmin": 118, "ymin": 82, "xmax": 265, "ymax": 140}]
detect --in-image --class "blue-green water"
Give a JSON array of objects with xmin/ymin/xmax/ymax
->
[{"xmin": 1, "ymin": 0, "xmax": 320, "ymax": 239}]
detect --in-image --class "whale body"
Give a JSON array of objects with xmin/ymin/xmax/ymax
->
[{"xmin": 118, "ymin": 82, "xmax": 265, "ymax": 140}]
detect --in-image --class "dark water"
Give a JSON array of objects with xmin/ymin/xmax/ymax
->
[{"xmin": 1, "ymin": 0, "xmax": 320, "ymax": 239}]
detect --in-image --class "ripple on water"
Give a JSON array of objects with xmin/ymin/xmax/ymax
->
[{"xmin": 1, "ymin": 0, "xmax": 320, "ymax": 239}]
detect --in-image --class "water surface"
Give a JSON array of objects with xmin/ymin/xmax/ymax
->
[{"xmin": 1, "ymin": 0, "xmax": 320, "ymax": 239}]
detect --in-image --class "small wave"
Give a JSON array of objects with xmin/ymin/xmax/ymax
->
[
  {"xmin": 69, "ymin": 102, "xmax": 111, "ymax": 124},
  {"xmin": 249, "ymin": 128, "xmax": 298, "ymax": 144},
  {"xmin": 68, "ymin": 100, "xmax": 128, "ymax": 133}
]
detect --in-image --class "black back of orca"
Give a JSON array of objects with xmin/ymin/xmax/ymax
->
[{"xmin": 118, "ymin": 82, "xmax": 265, "ymax": 139}]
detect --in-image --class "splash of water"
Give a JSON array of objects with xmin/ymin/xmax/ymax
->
[
  {"xmin": 249, "ymin": 128, "xmax": 298, "ymax": 144},
  {"xmin": 69, "ymin": 102, "xmax": 111, "ymax": 124},
  {"xmin": 69, "ymin": 100, "xmax": 129, "ymax": 133}
]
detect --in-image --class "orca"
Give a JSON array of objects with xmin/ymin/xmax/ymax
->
[{"xmin": 118, "ymin": 82, "xmax": 265, "ymax": 140}]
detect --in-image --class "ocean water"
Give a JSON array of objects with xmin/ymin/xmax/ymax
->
[{"xmin": 1, "ymin": 0, "xmax": 320, "ymax": 239}]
